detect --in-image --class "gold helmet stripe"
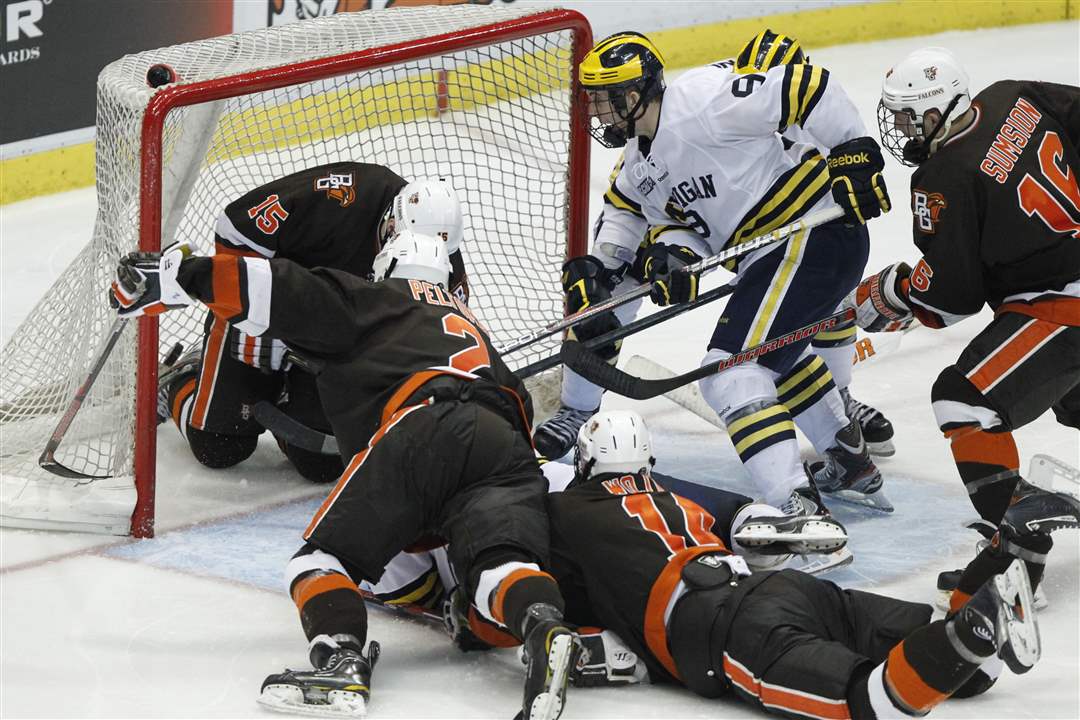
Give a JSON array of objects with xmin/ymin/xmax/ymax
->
[{"xmin": 579, "ymin": 33, "xmax": 665, "ymax": 87}]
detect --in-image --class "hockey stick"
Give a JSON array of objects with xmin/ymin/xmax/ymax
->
[
  {"xmin": 628, "ymin": 327, "xmax": 917, "ymax": 430},
  {"xmin": 38, "ymin": 316, "xmax": 131, "ymax": 479},
  {"xmin": 499, "ymin": 206, "xmax": 844, "ymax": 356},
  {"xmin": 252, "ymin": 401, "xmax": 339, "ymax": 456},
  {"xmin": 562, "ymin": 308, "xmax": 857, "ymax": 401},
  {"xmin": 515, "ymin": 280, "xmax": 736, "ymax": 380}
]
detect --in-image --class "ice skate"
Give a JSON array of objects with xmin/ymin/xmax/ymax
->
[
  {"xmin": 810, "ymin": 420, "xmax": 893, "ymax": 512},
  {"xmin": 517, "ymin": 604, "xmax": 580, "ymax": 720},
  {"xmin": 733, "ymin": 513, "xmax": 848, "ymax": 555},
  {"xmin": 156, "ymin": 344, "xmax": 201, "ymax": 425},
  {"xmin": 840, "ymin": 387, "xmax": 895, "ymax": 457},
  {"xmin": 958, "ymin": 559, "xmax": 1041, "ymax": 674},
  {"xmin": 935, "ymin": 521, "xmax": 1049, "ymax": 611},
  {"xmin": 533, "ymin": 405, "xmax": 597, "ymax": 460},
  {"xmin": 258, "ymin": 634, "xmax": 379, "ymax": 717},
  {"xmin": 1002, "ymin": 478, "xmax": 1080, "ymax": 535}
]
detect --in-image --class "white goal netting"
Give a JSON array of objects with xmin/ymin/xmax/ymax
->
[{"xmin": 1, "ymin": 5, "xmax": 588, "ymax": 535}]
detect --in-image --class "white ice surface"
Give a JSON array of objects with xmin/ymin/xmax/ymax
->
[{"xmin": 2, "ymin": 21, "xmax": 1079, "ymax": 720}]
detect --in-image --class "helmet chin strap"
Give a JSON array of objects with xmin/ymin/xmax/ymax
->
[
  {"xmin": 903, "ymin": 94, "xmax": 963, "ymax": 165},
  {"xmin": 606, "ymin": 83, "xmax": 655, "ymax": 146}
]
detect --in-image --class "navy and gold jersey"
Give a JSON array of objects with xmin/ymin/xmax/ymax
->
[
  {"xmin": 906, "ymin": 81, "xmax": 1080, "ymax": 328},
  {"xmin": 178, "ymin": 254, "xmax": 529, "ymax": 456},
  {"xmin": 546, "ymin": 472, "xmax": 730, "ymax": 683}
]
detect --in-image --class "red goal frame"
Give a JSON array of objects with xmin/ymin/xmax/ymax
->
[{"xmin": 130, "ymin": 9, "xmax": 593, "ymax": 537}]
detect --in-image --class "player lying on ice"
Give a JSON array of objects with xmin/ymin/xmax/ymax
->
[
  {"xmin": 356, "ymin": 410, "xmax": 1042, "ymax": 720},
  {"xmin": 848, "ymin": 47, "xmax": 1080, "ymax": 630},
  {"xmin": 110, "ymin": 231, "xmax": 578, "ymax": 720},
  {"xmin": 155, "ymin": 164, "xmax": 469, "ymax": 484},
  {"xmin": 533, "ymin": 30, "xmax": 894, "ymax": 515}
]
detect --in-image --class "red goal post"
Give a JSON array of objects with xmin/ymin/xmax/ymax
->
[{"xmin": 0, "ymin": 5, "xmax": 592, "ymax": 538}]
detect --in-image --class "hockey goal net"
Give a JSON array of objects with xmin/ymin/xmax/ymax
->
[{"xmin": 1, "ymin": 6, "xmax": 591, "ymax": 537}]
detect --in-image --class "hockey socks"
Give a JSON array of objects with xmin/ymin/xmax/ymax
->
[
  {"xmin": 860, "ymin": 560, "xmax": 1041, "ymax": 717},
  {"xmin": 944, "ymin": 425, "xmax": 1020, "ymax": 523}
]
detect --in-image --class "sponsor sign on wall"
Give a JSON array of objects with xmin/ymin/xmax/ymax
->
[{"xmin": 0, "ymin": 0, "xmax": 231, "ymax": 149}]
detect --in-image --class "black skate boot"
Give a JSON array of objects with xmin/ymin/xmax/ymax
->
[
  {"xmin": 1002, "ymin": 477, "xmax": 1080, "ymax": 535},
  {"xmin": 533, "ymin": 405, "xmax": 597, "ymax": 460},
  {"xmin": 936, "ymin": 520, "xmax": 1049, "ymax": 611},
  {"xmin": 810, "ymin": 420, "xmax": 893, "ymax": 512},
  {"xmin": 258, "ymin": 633, "xmax": 380, "ymax": 717},
  {"xmin": 954, "ymin": 559, "xmax": 1041, "ymax": 675},
  {"xmin": 733, "ymin": 513, "xmax": 848, "ymax": 555},
  {"xmin": 156, "ymin": 344, "xmax": 201, "ymax": 425},
  {"xmin": 517, "ymin": 603, "xmax": 580, "ymax": 720},
  {"xmin": 840, "ymin": 387, "xmax": 895, "ymax": 457}
]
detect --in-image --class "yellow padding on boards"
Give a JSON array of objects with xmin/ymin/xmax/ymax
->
[
  {"xmin": 1, "ymin": 143, "xmax": 95, "ymax": 205},
  {"xmin": 650, "ymin": 1, "xmax": 1072, "ymax": 70}
]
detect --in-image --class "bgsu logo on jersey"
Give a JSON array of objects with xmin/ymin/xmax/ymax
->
[
  {"xmin": 912, "ymin": 189, "xmax": 947, "ymax": 233},
  {"xmin": 314, "ymin": 172, "xmax": 355, "ymax": 207}
]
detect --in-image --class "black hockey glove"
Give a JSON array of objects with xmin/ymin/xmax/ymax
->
[
  {"xmin": 227, "ymin": 325, "xmax": 290, "ymax": 373},
  {"xmin": 827, "ymin": 136, "xmax": 891, "ymax": 225},
  {"xmin": 562, "ymin": 255, "xmax": 621, "ymax": 360},
  {"xmin": 643, "ymin": 243, "xmax": 701, "ymax": 306},
  {"xmin": 844, "ymin": 262, "xmax": 914, "ymax": 332},
  {"xmin": 109, "ymin": 242, "xmax": 196, "ymax": 318}
]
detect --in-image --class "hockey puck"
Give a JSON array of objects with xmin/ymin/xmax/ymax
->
[{"xmin": 146, "ymin": 63, "xmax": 178, "ymax": 88}]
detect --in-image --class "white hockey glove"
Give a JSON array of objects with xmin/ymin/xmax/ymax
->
[
  {"xmin": 570, "ymin": 629, "xmax": 648, "ymax": 687},
  {"xmin": 110, "ymin": 242, "xmax": 196, "ymax": 318},
  {"xmin": 227, "ymin": 326, "xmax": 290, "ymax": 372},
  {"xmin": 844, "ymin": 262, "xmax": 914, "ymax": 333}
]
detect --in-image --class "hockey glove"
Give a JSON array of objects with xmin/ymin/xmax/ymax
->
[
  {"xmin": 563, "ymin": 255, "xmax": 621, "ymax": 360},
  {"xmin": 110, "ymin": 242, "xmax": 196, "ymax": 318},
  {"xmin": 827, "ymin": 137, "xmax": 891, "ymax": 225},
  {"xmin": 571, "ymin": 628, "xmax": 648, "ymax": 687},
  {"xmin": 845, "ymin": 262, "xmax": 914, "ymax": 332},
  {"xmin": 643, "ymin": 243, "xmax": 702, "ymax": 306},
  {"xmin": 227, "ymin": 325, "xmax": 290, "ymax": 372}
]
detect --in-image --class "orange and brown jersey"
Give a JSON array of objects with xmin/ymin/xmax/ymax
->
[
  {"xmin": 545, "ymin": 472, "xmax": 730, "ymax": 683},
  {"xmin": 213, "ymin": 161, "xmax": 469, "ymax": 300},
  {"xmin": 175, "ymin": 254, "xmax": 529, "ymax": 457},
  {"xmin": 905, "ymin": 81, "xmax": 1080, "ymax": 329}
]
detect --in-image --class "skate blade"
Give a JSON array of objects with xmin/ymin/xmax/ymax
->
[
  {"xmin": 1028, "ymin": 454, "xmax": 1080, "ymax": 498},
  {"xmin": 257, "ymin": 685, "xmax": 367, "ymax": 718},
  {"xmin": 995, "ymin": 560, "xmax": 1041, "ymax": 674},
  {"xmin": 867, "ymin": 439, "xmax": 896, "ymax": 457},
  {"xmin": 823, "ymin": 487, "xmax": 894, "ymax": 513},
  {"xmin": 525, "ymin": 634, "xmax": 578, "ymax": 720},
  {"xmin": 733, "ymin": 520, "xmax": 848, "ymax": 553},
  {"xmin": 790, "ymin": 546, "xmax": 854, "ymax": 576}
]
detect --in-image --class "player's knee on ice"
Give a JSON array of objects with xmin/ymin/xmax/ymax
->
[{"xmin": 186, "ymin": 426, "xmax": 259, "ymax": 468}]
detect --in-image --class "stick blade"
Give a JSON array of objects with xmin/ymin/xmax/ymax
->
[
  {"xmin": 560, "ymin": 341, "xmax": 680, "ymax": 400},
  {"xmin": 38, "ymin": 449, "xmax": 114, "ymax": 480}
]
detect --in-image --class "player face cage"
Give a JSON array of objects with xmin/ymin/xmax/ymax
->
[
  {"xmin": 735, "ymin": 29, "xmax": 807, "ymax": 74},
  {"xmin": 579, "ymin": 31, "xmax": 666, "ymax": 148},
  {"xmin": 876, "ymin": 96, "xmax": 964, "ymax": 167}
]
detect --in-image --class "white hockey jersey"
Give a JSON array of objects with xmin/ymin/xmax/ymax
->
[{"xmin": 594, "ymin": 61, "xmax": 867, "ymax": 271}]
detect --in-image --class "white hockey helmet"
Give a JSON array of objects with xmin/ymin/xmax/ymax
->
[
  {"xmin": 372, "ymin": 229, "xmax": 451, "ymax": 287},
  {"xmin": 378, "ymin": 179, "xmax": 464, "ymax": 254},
  {"xmin": 575, "ymin": 409, "xmax": 655, "ymax": 480},
  {"xmin": 877, "ymin": 47, "xmax": 971, "ymax": 166}
]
